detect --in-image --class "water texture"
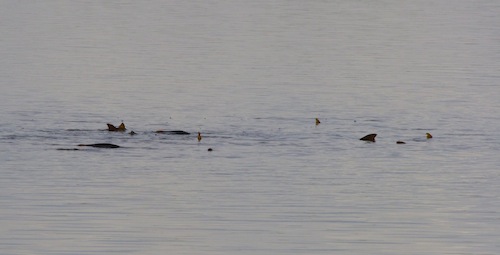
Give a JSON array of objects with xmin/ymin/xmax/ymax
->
[{"xmin": 1, "ymin": 1, "xmax": 499, "ymax": 254}]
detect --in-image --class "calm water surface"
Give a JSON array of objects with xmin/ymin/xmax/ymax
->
[{"xmin": 1, "ymin": 1, "xmax": 499, "ymax": 254}]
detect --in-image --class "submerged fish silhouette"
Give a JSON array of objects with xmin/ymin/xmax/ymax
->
[
  {"xmin": 360, "ymin": 133, "xmax": 377, "ymax": 142},
  {"xmin": 78, "ymin": 143, "xmax": 120, "ymax": 148},
  {"xmin": 155, "ymin": 130, "xmax": 190, "ymax": 135}
]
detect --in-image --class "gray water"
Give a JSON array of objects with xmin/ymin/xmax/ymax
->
[{"xmin": 1, "ymin": 1, "xmax": 499, "ymax": 254}]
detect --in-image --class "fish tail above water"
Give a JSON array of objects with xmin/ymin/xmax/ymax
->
[
  {"xmin": 107, "ymin": 123, "xmax": 118, "ymax": 131},
  {"xmin": 107, "ymin": 123, "xmax": 126, "ymax": 132}
]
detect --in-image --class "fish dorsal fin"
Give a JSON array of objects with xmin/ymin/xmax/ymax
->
[
  {"xmin": 315, "ymin": 118, "xmax": 321, "ymax": 125},
  {"xmin": 360, "ymin": 133, "xmax": 377, "ymax": 142},
  {"xmin": 426, "ymin": 133, "xmax": 433, "ymax": 139}
]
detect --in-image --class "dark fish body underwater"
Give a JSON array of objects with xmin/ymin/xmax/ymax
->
[
  {"xmin": 78, "ymin": 143, "xmax": 121, "ymax": 148},
  {"xmin": 155, "ymin": 130, "xmax": 190, "ymax": 135}
]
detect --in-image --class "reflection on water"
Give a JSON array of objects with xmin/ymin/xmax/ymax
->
[{"xmin": 1, "ymin": 0, "xmax": 499, "ymax": 254}]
